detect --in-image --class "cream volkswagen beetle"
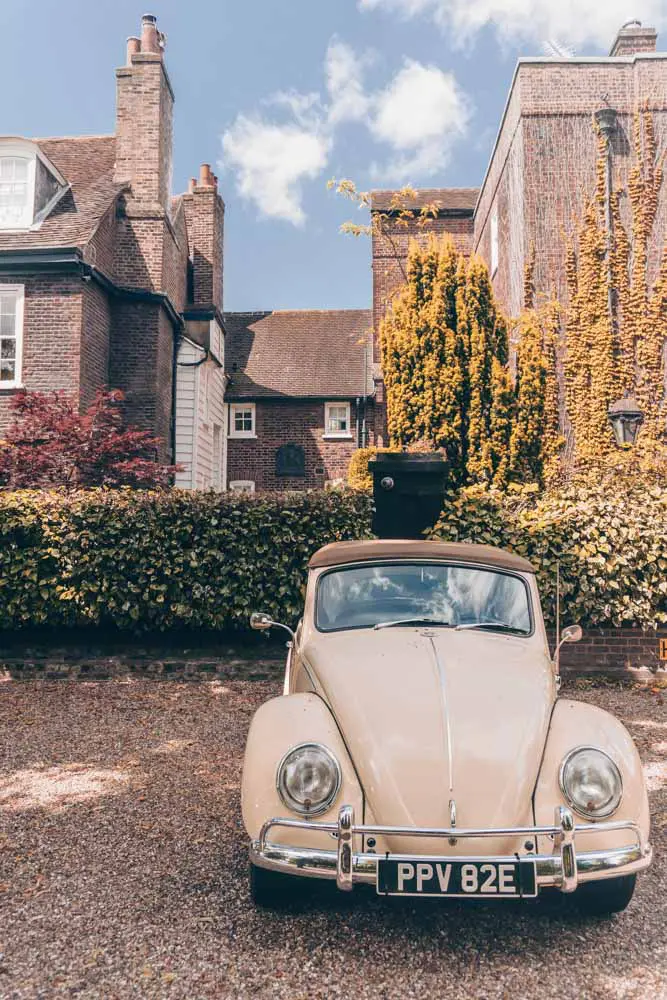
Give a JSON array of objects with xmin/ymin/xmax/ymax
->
[{"xmin": 242, "ymin": 539, "xmax": 652, "ymax": 913}]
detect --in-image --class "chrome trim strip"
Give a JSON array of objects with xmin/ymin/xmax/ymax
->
[
  {"xmin": 554, "ymin": 805, "xmax": 577, "ymax": 892},
  {"xmin": 250, "ymin": 840, "xmax": 652, "ymax": 888},
  {"xmin": 253, "ymin": 803, "xmax": 651, "ymax": 894},
  {"xmin": 337, "ymin": 804, "xmax": 354, "ymax": 891},
  {"xmin": 258, "ymin": 815, "xmax": 644, "ymax": 848},
  {"xmin": 427, "ymin": 635, "xmax": 455, "ymax": 801}
]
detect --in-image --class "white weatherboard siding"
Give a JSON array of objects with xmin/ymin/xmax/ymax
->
[
  {"xmin": 174, "ymin": 339, "xmax": 199, "ymax": 489},
  {"xmin": 194, "ymin": 358, "xmax": 226, "ymax": 490},
  {"xmin": 174, "ymin": 322, "xmax": 227, "ymax": 491}
]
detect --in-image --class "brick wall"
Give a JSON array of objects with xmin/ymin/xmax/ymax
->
[
  {"xmin": 372, "ymin": 212, "xmax": 475, "ymax": 351},
  {"xmin": 0, "ymin": 627, "xmax": 663, "ymax": 680},
  {"xmin": 109, "ymin": 299, "xmax": 173, "ymax": 461},
  {"xmin": 182, "ymin": 171, "xmax": 225, "ymax": 312},
  {"xmin": 552, "ymin": 628, "xmax": 667, "ymax": 677},
  {"xmin": 0, "ymin": 274, "xmax": 83, "ymax": 433},
  {"xmin": 475, "ymin": 55, "xmax": 667, "ymax": 317},
  {"xmin": 114, "ymin": 41, "xmax": 174, "ymax": 212},
  {"xmin": 227, "ymin": 399, "xmax": 369, "ymax": 490},
  {"xmin": 80, "ymin": 281, "xmax": 112, "ymax": 409}
]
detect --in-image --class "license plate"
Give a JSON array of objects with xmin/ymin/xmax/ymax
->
[{"xmin": 377, "ymin": 858, "xmax": 538, "ymax": 898}]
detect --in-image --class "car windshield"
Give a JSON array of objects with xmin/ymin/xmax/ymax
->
[{"xmin": 316, "ymin": 562, "xmax": 531, "ymax": 634}]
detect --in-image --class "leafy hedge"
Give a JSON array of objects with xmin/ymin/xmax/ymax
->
[
  {"xmin": 1, "ymin": 480, "xmax": 664, "ymax": 633},
  {"xmin": 430, "ymin": 481, "xmax": 667, "ymax": 629},
  {"xmin": 0, "ymin": 489, "xmax": 373, "ymax": 632}
]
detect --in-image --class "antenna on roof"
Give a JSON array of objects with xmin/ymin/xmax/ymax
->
[{"xmin": 543, "ymin": 39, "xmax": 576, "ymax": 58}]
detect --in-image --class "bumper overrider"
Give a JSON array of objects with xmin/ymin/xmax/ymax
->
[{"xmin": 250, "ymin": 805, "xmax": 652, "ymax": 894}]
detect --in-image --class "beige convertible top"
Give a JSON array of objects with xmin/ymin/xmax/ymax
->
[{"xmin": 308, "ymin": 539, "xmax": 535, "ymax": 574}]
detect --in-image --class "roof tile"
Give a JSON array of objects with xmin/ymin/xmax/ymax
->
[
  {"xmin": 223, "ymin": 309, "xmax": 374, "ymax": 399},
  {"xmin": 371, "ymin": 187, "xmax": 478, "ymax": 212},
  {"xmin": 0, "ymin": 135, "xmax": 124, "ymax": 251}
]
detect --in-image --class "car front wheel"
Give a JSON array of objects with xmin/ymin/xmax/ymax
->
[{"xmin": 575, "ymin": 874, "xmax": 636, "ymax": 915}]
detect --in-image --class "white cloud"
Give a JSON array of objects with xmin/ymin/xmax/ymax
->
[
  {"xmin": 325, "ymin": 40, "xmax": 371, "ymax": 125},
  {"xmin": 220, "ymin": 39, "xmax": 472, "ymax": 223},
  {"xmin": 369, "ymin": 60, "xmax": 471, "ymax": 179},
  {"xmin": 221, "ymin": 115, "xmax": 330, "ymax": 226},
  {"xmin": 359, "ymin": 0, "xmax": 667, "ymax": 50},
  {"xmin": 266, "ymin": 90, "xmax": 323, "ymax": 128}
]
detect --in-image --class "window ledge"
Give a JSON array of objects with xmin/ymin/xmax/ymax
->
[
  {"xmin": 228, "ymin": 433, "xmax": 257, "ymax": 440},
  {"xmin": 323, "ymin": 433, "xmax": 354, "ymax": 441}
]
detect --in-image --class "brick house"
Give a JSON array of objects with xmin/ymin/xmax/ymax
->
[
  {"xmin": 223, "ymin": 310, "xmax": 373, "ymax": 492},
  {"xmin": 372, "ymin": 24, "xmax": 667, "ymax": 329},
  {"xmin": 0, "ymin": 14, "xmax": 226, "ymax": 485}
]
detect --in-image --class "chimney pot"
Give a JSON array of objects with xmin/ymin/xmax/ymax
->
[
  {"xmin": 126, "ymin": 36, "xmax": 141, "ymax": 63},
  {"xmin": 199, "ymin": 163, "xmax": 214, "ymax": 187},
  {"xmin": 188, "ymin": 177, "xmax": 196, "ymax": 194},
  {"xmin": 141, "ymin": 13, "xmax": 161, "ymax": 54}
]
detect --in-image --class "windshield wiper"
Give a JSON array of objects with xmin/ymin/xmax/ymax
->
[
  {"xmin": 374, "ymin": 618, "xmax": 454, "ymax": 631},
  {"xmin": 455, "ymin": 622, "xmax": 527, "ymax": 635}
]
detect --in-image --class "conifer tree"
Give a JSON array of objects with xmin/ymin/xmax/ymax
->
[{"xmin": 379, "ymin": 236, "xmax": 539, "ymax": 487}]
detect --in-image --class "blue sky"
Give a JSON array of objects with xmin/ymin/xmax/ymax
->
[{"xmin": 1, "ymin": 1, "xmax": 664, "ymax": 311}]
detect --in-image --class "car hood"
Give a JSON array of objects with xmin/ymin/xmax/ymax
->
[{"xmin": 302, "ymin": 627, "xmax": 555, "ymax": 853}]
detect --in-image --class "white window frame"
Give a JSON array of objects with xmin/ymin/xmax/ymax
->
[
  {"xmin": 229, "ymin": 480, "xmax": 255, "ymax": 494},
  {"xmin": 0, "ymin": 284, "xmax": 24, "ymax": 389},
  {"xmin": 0, "ymin": 155, "xmax": 34, "ymax": 230},
  {"xmin": 229, "ymin": 402, "xmax": 256, "ymax": 439},
  {"xmin": 324, "ymin": 401, "xmax": 353, "ymax": 440},
  {"xmin": 490, "ymin": 205, "xmax": 499, "ymax": 277},
  {"xmin": 0, "ymin": 139, "xmax": 67, "ymax": 232}
]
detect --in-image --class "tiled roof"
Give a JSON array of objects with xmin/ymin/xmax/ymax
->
[
  {"xmin": 223, "ymin": 309, "xmax": 374, "ymax": 400},
  {"xmin": 371, "ymin": 187, "xmax": 479, "ymax": 212},
  {"xmin": 0, "ymin": 135, "xmax": 125, "ymax": 251}
]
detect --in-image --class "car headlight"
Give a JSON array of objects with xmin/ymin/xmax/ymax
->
[
  {"xmin": 559, "ymin": 746, "xmax": 623, "ymax": 819},
  {"xmin": 277, "ymin": 743, "xmax": 341, "ymax": 816}
]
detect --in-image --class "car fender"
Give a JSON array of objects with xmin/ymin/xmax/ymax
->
[
  {"xmin": 241, "ymin": 692, "xmax": 363, "ymax": 848},
  {"xmin": 533, "ymin": 698, "xmax": 650, "ymax": 855}
]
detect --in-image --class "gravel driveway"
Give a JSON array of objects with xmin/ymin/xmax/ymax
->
[{"xmin": 0, "ymin": 672, "xmax": 665, "ymax": 1000}]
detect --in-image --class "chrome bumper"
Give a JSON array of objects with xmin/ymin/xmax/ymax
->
[{"xmin": 251, "ymin": 805, "xmax": 652, "ymax": 894}]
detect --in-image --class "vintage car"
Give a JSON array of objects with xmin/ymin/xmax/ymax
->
[{"xmin": 242, "ymin": 539, "xmax": 652, "ymax": 913}]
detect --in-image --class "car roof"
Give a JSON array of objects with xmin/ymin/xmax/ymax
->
[{"xmin": 308, "ymin": 539, "xmax": 535, "ymax": 574}]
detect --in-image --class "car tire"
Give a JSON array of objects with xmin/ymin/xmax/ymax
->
[
  {"xmin": 249, "ymin": 863, "xmax": 303, "ymax": 908},
  {"xmin": 575, "ymin": 874, "xmax": 637, "ymax": 916}
]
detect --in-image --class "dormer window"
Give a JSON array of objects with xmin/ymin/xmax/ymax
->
[
  {"xmin": 0, "ymin": 139, "xmax": 67, "ymax": 231},
  {"xmin": 0, "ymin": 157, "xmax": 31, "ymax": 228}
]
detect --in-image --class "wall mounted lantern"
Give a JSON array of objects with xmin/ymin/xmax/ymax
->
[
  {"xmin": 594, "ymin": 107, "xmax": 618, "ymax": 138},
  {"xmin": 608, "ymin": 395, "xmax": 644, "ymax": 447}
]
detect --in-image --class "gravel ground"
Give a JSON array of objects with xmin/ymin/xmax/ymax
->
[{"xmin": 0, "ymin": 672, "xmax": 665, "ymax": 1000}]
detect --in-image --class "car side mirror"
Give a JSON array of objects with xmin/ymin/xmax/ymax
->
[
  {"xmin": 553, "ymin": 624, "xmax": 583, "ymax": 683},
  {"xmin": 249, "ymin": 612, "xmax": 296, "ymax": 643},
  {"xmin": 561, "ymin": 624, "xmax": 583, "ymax": 644},
  {"xmin": 250, "ymin": 612, "xmax": 273, "ymax": 631}
]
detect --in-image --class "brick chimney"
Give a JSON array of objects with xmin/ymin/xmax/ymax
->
[
  {"xmin": 183, "ymin": 163, "xmax": 225, "ymax": 312},
  {"xmin": 609, "ymin": 22, "xmax": 658, "ymax": 56},
  {"xmin": 114, "ymin": 14, "xmax": 173, "ymax": 210}
]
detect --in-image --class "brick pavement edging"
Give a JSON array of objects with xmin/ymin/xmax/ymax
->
[{"xmin": 0, "ymin": 627, "xmax": 665, "ymax": 680}]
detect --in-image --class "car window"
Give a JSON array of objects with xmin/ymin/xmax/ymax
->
[{"xmin": 316, "ymin": 562, "xmax": 531, "ymax": 634}]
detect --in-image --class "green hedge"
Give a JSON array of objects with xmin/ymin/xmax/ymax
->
[
  {"xmin": 0, "ymin": 480, "xmax": 664, "ymax": 633},
  {"xmin": 0, "ymin": 489, "xmax": 373, "ymax": 632},
  {"xmin": 430, "ymin": 482, "xmax": 667, "ymax": 629}
]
